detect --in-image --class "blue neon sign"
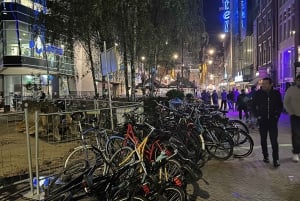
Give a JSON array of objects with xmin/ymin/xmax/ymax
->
[
  {"xmin": 222, "ymin": 0, "xmax": 230, "ymax": 33},
  {"xmin": 240, "ymin": 0, "xmax": 247, "ymax": 39}
]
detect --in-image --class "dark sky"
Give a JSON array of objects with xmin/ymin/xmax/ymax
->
[{"xmin": 203, "ymin": 0, "xmax": 223, "ymax": 36}]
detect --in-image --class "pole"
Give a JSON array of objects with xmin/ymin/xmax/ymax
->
[
  {"xmin": 229, "ymin": 0, "xmax": 233, "ymax": 90},
  {"xmin": 104, "ymin": 42, "xmax": 114, "ymax": 130},
  {"xmin": 25, "ymin": 106, "xmax": 34, "ymax": 194},
  {"xmin": 35, "ymin": 111, "xmax": 40, "ymax": 197}
]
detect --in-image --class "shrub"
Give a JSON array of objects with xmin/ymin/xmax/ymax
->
[{"xmin": 165, "ymin": 89, "xmax": 184, "ymax": 100}]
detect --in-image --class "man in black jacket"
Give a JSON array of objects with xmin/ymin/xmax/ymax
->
[{"xmin": 252, "ymin": 77, "xmax": 283, "ymax": 167}]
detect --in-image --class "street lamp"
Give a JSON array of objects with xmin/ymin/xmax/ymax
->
[
  {"xmin": 141, "ymin": 56, "xmax": 145, "ymax": 72},
  {"xmin": 173, "ymin": 53, "xmax": 179, "ymax": 60},
  {"xmin": 208, "ymin": 49, "xmax": 215, "ymax": 55}
]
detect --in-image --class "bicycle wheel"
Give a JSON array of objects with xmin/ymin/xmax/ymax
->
[
  {"xmin": 109, "ymin": 146, "xmax": 135, "ymax": 170},
  {"xmin": 131, "ymin": 195, "xmax": 149, "ymax": 201},
  {"xmin": 231, "ymin": 129, "xmax": 254, "ymax": 158},
  {"xmin": 157, "ymin": 159, "xmax": 184, "ymax": 185},
  {"xmin": 64, "ymin": 146, "xmax": 106, "ymax": 176},
  {"xmin": 64, "ymin": 145, "xmax": 97, "ymax": 168},
  {"xmin": 105, "ymin": 135, "xmax": 127, "ymax": 157},
  {"xmin": 228, "ymin": 119, "xmax": 249, "ymax": 134},
  {"xmin": 45, "ymin": 160, "xmax": 88, "ymax": 200},
  {"xmin": 204, "ymin": 127, "xmax": 234, "ymax": 160},
  {"xmin": 156, "ymin": 185, "xmax": 186, "ymax": 201}
]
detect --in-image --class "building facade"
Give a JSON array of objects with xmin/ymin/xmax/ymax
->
[
  {"xmin": 277, "ymin": 0, "xmax": 300, "ymax": 94},
  {"xmin": 0, "ymin": 0, "xmax": 75, "ymax": 109}
]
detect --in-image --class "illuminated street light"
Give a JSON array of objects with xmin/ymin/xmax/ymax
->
[
  {"xmin": 208, "ymin": 49, "xmax": 215, "ymax": 55},
  {"xmin": 173, "ymin": 53, "xmax": 179, "ymax": 60},
  {"xmin": 220, "ymin": 33, "xmax": 226, "ymax": 40},
  {"xmin": 208, "ymin": 60, "xmax": 213, "ymax": 65}
]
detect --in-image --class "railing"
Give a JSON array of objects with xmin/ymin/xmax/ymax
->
[{"xmin": 0, "ymin": 99, "xmax": 143, "ymax": 200}]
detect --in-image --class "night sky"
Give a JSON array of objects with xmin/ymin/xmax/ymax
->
[{"xmin": 203, "ymin": 0, "xmax": 223, "ymax": 44}]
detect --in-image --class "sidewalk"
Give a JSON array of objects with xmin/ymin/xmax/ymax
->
[{"xmin": 186, "ymin": 111, "xmax": 300, "ymax": 201}]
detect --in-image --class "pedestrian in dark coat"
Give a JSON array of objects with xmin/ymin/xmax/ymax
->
[
  {"xmin": 212, "ymin": 90, "xmax": 219, "ymax": 107},
  {"xmin": 220, "ymin": 89, "xmax": 227, "ymax": 110},
  {"xmin": 252, "ymin": 77, "xmax": 283, "ymax": 167},
  {"xmin": 237, "ymin": 89, "xmax": 249, "ymax": 120}
]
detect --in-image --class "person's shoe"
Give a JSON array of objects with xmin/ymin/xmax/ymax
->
[
  {"xmin": 263, "ymin": 158, "xmax": 269, "ymax": 163},
  {"xmin": 273, "ymin": 160, "xmax": 280, "ymax": 168},
  {"xmin": 292, "ymin": 154, "xmax": 299, "ymax": 162}
]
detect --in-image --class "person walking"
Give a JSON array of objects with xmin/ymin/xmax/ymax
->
[
  {"xmin": 233, "ymin": 88, "xmax": 240, "ymax": 112},
  {"xmin": 227, "ymin": 90, "xmax": 234, "ymax": 111},
  {"xmin": 212, "ymin": 90, "xmax": 219, "ymax": 107},
  {"xmin": 247, "ymin": 86, "xmax": 257, "ymax": 128},
  {"xmin": 283, "ymin": 74, "xmax": 300, "ymax": 162},
  {"xmin": 220, "ymin": 89, "xmax": 227, "ymax": 110},
  {"xmin": 237, "ymin": 89, "xmax": 249, "ymax": 121},
  {"xmin": 253, "ymin": 77, "xmax": 283, "ymax": 167}
]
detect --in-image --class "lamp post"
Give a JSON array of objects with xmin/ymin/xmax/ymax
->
[
  {"xmin": 173, "ymin": 53, "xmax": 179, "ymax": 89},
  {"xmin": 141, "ymin": 56, "xmax": 146, "ymax": 96},
  {"xmin": 219, "ymin": 33, "xmax": 228, "ymax": 89}
]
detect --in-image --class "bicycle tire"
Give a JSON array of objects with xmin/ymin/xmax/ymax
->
[
  {"xmin": 64, "ymin": 145, "xmax": 106, "ymax": 176},
  {"xmin": 155, "ymin": 185, "xmax": 186, "ymax": 201},
  {"xmin": 109, "ymin": 146, "xmax": 135, "ymax": 173},
  {"xmin": 130, "ymin": 195, "xmax": 149, "ymax": 201},
  {"xmin": 105, "ymin": 135, "xmax": 127, "ymax": 157},
  {"xmin": 45, "ymin": 160, "xmax": 88, "ymax": 201},
  {"xmin": 156, "ymin": 159, "xmax": 184, "ymax": 184},
  {"xmin": 204, "ymin": 126, "xmax": 234, "ymax": 160},
  {"xmin": 231, "ymin": 129, "xmax": 254, "ymax": 158},
  {"xmin": 228, "ymin": 119, "xmax": 249, "ymax": 134}
]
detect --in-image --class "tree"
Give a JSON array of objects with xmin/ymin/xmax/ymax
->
[{"xmin": 44, "ymin": 0, "xmax": 206, "ymax": 99}]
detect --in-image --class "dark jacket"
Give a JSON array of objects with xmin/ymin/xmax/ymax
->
[
  {"xmin": 237, "ymin": 93, "xmax": 248, "ymax": 109},
  {"xmin": 252, "ymin": 89, "xmax": 283, "ymax": 120}
]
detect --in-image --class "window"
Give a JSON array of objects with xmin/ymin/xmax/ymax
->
[{"xmin": 279, "ymin": 25, "xmax": 282, "ymax": 42}]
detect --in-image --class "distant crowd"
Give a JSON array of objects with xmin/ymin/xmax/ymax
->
[{"xmin": 198, "ymin": 86, "xmax": 258, "ymax": 122}]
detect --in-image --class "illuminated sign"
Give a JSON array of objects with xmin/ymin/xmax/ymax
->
[
  {"xmin": 222, "ymin": 0, "xmax": 230, "ymax": 33},
  {"xmin": 29, "ymin": 36, "xmax": 64, "ymax": 55},
  {"xmin": 29, "ymin": 0, "xmax": 64, "ymax": 55},
  {"xmin": 240, "ymin": 0, "xmax": 247, "ymax": 39},
  {"xmin": 234, "ymin": 74, "xmax": 243, "ymax": 82}
]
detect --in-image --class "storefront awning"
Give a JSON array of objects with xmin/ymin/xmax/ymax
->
[{"xmin": 248, "ymin": 77, "xmax": 261, "ymax": 86}]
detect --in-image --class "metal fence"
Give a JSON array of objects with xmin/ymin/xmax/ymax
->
[{"xmin": 0, "ymin": 99, "xmax": 143, "ymax": 199}]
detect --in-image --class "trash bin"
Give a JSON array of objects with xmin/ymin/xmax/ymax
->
[{"xmin": 4, "ymin": 105, "xmax": 10, "ymax": 113}]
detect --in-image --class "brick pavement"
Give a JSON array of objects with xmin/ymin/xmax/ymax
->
[{"xmin": 187, "ymin": 111, "xmax": 300, "ymax": 201}]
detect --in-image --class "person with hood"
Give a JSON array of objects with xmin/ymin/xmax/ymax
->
[
  {"xmin": 220, "ymin": 89, "xmax": 227, "ymax": 110},
  {"xmin": 237, "ymin": 89, "xmax": 249, "ymax": 121},
  {"xmin": 253, "ymin": 77, "xmax": 283, "ymax": 167},
  {"xmin": 212, "ymin": 90, "xmax": 219, "ymax": 107},
  {"xmin": 284, "ymin": 74, "xmax": 300, "ymax": 162}
]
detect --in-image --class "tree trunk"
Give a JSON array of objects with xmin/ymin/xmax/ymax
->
[{"xmin": 86, "ymin": 37, "xmax": 98, "ymax": 98}]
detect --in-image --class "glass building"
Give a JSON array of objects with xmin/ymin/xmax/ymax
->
[{"xmin": 0, "ymin": 0, "xmax": 75, "ymax": 108}]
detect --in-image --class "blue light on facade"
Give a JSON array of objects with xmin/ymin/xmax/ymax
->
[
  {"xmin": 222, "ymin": 0, "xmax": 230, "ymax": 33},
  {"xmin": 29, "ymin": 0, "xmax": 64, "ymax": 55},
  {"xmin": 240, "ymin": 0, "xmax": 247, "ymax": 39}
]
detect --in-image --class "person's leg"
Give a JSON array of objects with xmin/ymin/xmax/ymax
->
[
  {"xmin": 224, "ymin": 100, "xmax": 227, "ymax": 110},
  {"xmin": 269, "ymin": 119, "xmax": 279, "ymax": 164},
  {"xmin": 238, "ymin": 109, "xmax": 243, "ymax": 120},
  {"xmin": 244, "ymin": 108, "xmax": 249, "ymax": 120},
  {"xmin": 291, "ymin": 115, "xmax": 300, "ymax": 154},
  {"xmin": 259, "ymin": 119, "xmax": 269, "ymax": 161}
]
